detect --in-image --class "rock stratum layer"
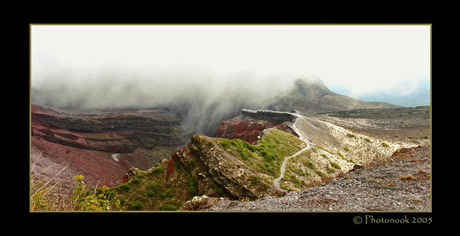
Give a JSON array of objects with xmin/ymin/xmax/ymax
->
[{"xmin": 31, "ymin": 104, "xmax": 186, "ymax": 187}]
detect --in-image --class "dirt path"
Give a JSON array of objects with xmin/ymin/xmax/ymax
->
[
  {"xmin": 208, "ymin": 145, "xmax": 430, "ymax": 211},
  {"xmin": 273, "ymin": 114, "xmax": 313, "ymax": 192}
]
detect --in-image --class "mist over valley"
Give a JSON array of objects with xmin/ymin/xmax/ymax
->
[{"xmin": 31, "ymin": 67, "xmax": 404, "ymax": 136}]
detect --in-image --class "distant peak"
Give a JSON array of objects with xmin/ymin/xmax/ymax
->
[{"xmin": 292, "ymin": 78, "xmax": 334, "ymax": 98}]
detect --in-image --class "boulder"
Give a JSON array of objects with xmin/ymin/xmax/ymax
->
[{"xmin": 180, "ymin": 195, "xmax": 222, "ymax": 211}]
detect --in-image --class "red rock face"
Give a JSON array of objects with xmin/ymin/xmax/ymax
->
[
  {"xmin": 215, "ymin": 116, "xmax": 296, "ymax": 144},
  {"xmin": 30, "ymin": 104, "xmax": 183, "ymax": 187},
  {"xmin": 171, "ymin": 146, "xmax": 195, "ymax": 169}
]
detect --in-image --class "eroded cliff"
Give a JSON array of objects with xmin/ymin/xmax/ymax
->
[{"xmin": 31, "ymin": 104, "xmax": 187, "ymax": 187}]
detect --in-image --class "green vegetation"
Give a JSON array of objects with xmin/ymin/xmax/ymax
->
[
  {"xmin": 326, "ymin": 167, "xmax": 336, "ymax": 173},
  {"xmin": 70, "ymin": 175, "xmax": 120, "ymax": 211},
  {"xmin": 129, "ymin": 201, "xmax": 143, "ymax": 210},
  {"xmin": 207, "ymin": 141, "xmax": 214, "ymax": 148},
  {"xmin": 330, "ymin": 162, "xmax": 341, "ymax": 169},
  {"xmin": 150, "ymin": 166, "xmax": 164, "ymax": 176},
  {"xmin": 303, "ymin": 159, "xmax": 316, "ymax": 170},
  {"xmin": 96, "ymin": 157, "xmax": 227, "ymax": 211},
  {"xmin": 161, "ymin": 203, "xmax": 178, "ymax": 211},
  {"xmin": 31, "ymin": 174, "xmax": 120, "ymax": 211},
  {"xmin": 281, "ymin": 145, "xmax": 352, "ymax": 191},
  {"xmin": 301, "ymin": 149, "xmax": 311, "ymax": 157},
  {"xmin": 382, "ymin": 142, "xmax": 389, "ymax": 147},
  {"xmin": 287, "ymin": 173, "xmax": 306, "ymax": 188},
  {"xmin": 408, "ymin": 136, "xmax": 429, "ymax": 140},
  {"xmin": 315, "ymin": 170, "xmax": 326, "ymax": 178},
  {"xmin": 219, "ymin": 138, "xmax": 255, "ymax": 161},
  {"xmin": 217, "ymin": 128, "xmax": 305, "ymax": 177}
]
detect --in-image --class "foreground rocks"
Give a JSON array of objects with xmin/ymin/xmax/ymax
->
[{"xmin": 205, "ymin": 146, "xmax": 430, "ymax": 211}]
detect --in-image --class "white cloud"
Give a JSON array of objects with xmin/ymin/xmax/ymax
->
[{"xmin": 31, "ymin": 24, "xmax": 430, "ymax": 97}]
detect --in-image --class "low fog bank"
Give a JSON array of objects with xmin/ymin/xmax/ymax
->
[{"xmin": 32, "ymin": 66, "xmax": 302, "ymax": 135}]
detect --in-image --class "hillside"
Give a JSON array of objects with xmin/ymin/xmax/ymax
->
[
  {"xmin": 207, "ymin": 146, "xmax": 430, "ymax": 211},
  {"xmin": 98, "ymin": 128, "xmax": 307, "ymax": 210}
]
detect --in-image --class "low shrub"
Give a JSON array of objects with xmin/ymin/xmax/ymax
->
[
  {"xmin": 71, "ymin": 175, "xmax": 119, "ymax": 211},
  {"xmin": 129, "ymin": 201, "xmax": 143, "ymax": 210},
  {"xmin": 330, "ymin": 162, "xmax": 341, "ymax": 169},
  {"xmin": 161, "ymin": 204, "xmax": 178, "ymax": 211}
]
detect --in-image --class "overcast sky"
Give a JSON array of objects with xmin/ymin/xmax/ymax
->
[{"xmin": 31, "ymin": 24, "xmax": 430, "ymax": 99}]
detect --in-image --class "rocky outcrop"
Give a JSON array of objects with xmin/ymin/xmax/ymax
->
[
  {"xmin": 172, "ymin": 134, "xmax": 272, "ymax": 199},
  {"xmin": 215, "ymin": 113, "xmax": 296, "ymax": 145},
  {"xmin": 215, "ymin": 116, "xmax": 274, "ymax": 144},
  {"xmin": 181, "ymin": 195, "xmax": 222, "ymax": 211}
]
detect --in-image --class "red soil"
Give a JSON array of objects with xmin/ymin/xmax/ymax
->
[
  {"xmin": 165, "ymin": 159, "xmax": 175, "ymax": 181},
  {"xmin": 31, "ymin": 136, "xmax": 126, "ymax": 187},
  {"xmin": 215, "ymin": 116, "xmax": 296, "ymax": 144}
]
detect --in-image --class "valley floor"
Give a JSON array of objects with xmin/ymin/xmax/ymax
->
[{"xmin": 206, "ymin": 145, "xmax": 430, "ymax": 211}]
